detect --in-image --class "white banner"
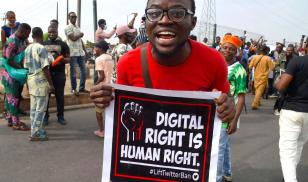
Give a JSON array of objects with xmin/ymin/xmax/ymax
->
[{"xmin": 102, "ymin": 84, "xmax": 221, "ymax": 182}]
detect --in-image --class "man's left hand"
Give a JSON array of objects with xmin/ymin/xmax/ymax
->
[{"xmin": 227, "ymin": 120, "xmax": 237, "ymax": 135}]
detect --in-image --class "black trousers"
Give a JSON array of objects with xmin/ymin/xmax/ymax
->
[{"xmin": 46, "ymin": 72, "xmax": 66, "ymax": 118}]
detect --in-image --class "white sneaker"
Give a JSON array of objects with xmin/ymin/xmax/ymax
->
[
  {"xmin": 274, "ymin": 109, "xmax": 280, "ymax": 116},
  {"xmin": 223, "ymin": 175, "xmax": 232, "ymax": 182},
  {"xmin": 269, "ymin": 94, "xmax": 278, "ymax": 99}
]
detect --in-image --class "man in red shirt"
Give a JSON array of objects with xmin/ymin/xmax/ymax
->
[{"xmin": 90, "ymin": 0, "xmax": 235, "ymax": 123}]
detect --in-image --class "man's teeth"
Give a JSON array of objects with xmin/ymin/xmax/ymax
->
[{"xmin": 158, "ymin": 31, "xmax": 175, "ymax": 36}]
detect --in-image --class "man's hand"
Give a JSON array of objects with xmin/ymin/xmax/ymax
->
[
  {"xmin": 78, "ymin": 32, "xmax": 84, "ymax": 38},
  {"xmin": 49, "ymin": 85, "xmax": 55, "ymax": 94},
  {"xmin": 213, "ymin": 90, "xmax": 236, "ymax": 122},
  {"xmin": 227, "ymin": 120, "xmax": 237, "ymax": 135},
  {"xmin": 90, "ymin": 82, "xmax": 114, "ymax": 108}
]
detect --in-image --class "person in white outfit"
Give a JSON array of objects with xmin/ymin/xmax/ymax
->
[{"xmin": 275, "ymin": 55, "xmax": 308, "ymax": 182}]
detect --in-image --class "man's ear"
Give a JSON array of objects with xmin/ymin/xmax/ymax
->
[{"xmin": 191, "ymin": 16, "xmax": 197, "ymax": 30}]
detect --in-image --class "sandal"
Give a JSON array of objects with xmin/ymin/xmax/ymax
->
[
  {"xmin": 94, "ymin": 130, "xmax": 104, "ymax": 138},
  {"xmin": 12, "ymin": 122, "xmax": 30, "ymax": 131},
  {"xmin": 29, "ymin": 136, "xmax": 49, "ymax": 141},
  {"xmin": 7, "ymin": 118, "xmax": 13, "ymax": 127},
  {"xmin": 29, "ymin": 129, "xmax": 48, "ymax": 141}
]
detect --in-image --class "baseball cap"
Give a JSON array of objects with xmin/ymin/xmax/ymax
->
[{"xmin": 116, "ymin": 25, "xmax": 136, "ymax": 36}]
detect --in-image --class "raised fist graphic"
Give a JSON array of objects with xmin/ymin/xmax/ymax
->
[{"xmin": 121, "ymin": 102, "xmax": 144, "ymax": 142}]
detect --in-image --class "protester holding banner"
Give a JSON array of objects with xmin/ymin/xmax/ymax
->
[
  {"xmin": 90, "ymin": 1, "xmax": 236, "ymax": 181},
  {"xmin": 90, "ymin": 0, "xmax": 235, "ymax": 129},
  {"xmin": 218, "ymin": 35, "xmax": 247, "ymax": 182}
]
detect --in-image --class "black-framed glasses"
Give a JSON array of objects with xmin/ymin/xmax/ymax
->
[{"xmin": 145, "ymin": 7, "xmax": 193, "ymax": 22}]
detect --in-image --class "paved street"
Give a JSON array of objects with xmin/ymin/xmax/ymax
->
[
  {"xmin": 0, "ymin": 94, "xmax": 308, "ymax": 182},
  {"xmin": 232, "ymin": 95, "xmax": 308, "ymax": 182}
]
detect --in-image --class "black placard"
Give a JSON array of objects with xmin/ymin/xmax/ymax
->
[{"xmin": 110, "ymin": 89, "xmax": 216, "ymax": 182}]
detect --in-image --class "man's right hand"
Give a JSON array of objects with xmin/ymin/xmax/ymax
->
[
  {"xmin": 90, "ymin": 82, "xmax": 114, "ymax": 108},
  {"xmin": 49, "ymin": 86, "xmax": 55, "ymax": 94}
]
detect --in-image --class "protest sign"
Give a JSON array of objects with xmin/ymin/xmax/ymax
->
[{"xmin": 102, "ymin": 84, "xmax": 221, "ymax": 182}]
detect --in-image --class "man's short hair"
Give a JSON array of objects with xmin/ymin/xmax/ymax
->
[
  {"xmin": 32, "ymin": 27, "xmax": 43, "ymax": 38},
  {"xmin": 94, "ymin": 40, "xmax": 109, "ymax": 52},
  {"xmin": 19, "ymin": 23, "xmax": 31, "ymax": 31},
  {"xmin": 146, "ymin": 0, "xmax": 196, "ymax": 14},
  {"xmin": 68, "ymin": 12, "xmax": 76, "ymax": 17},
  {"xmin": 6, "ymin": 11, "xmax": 15, "ymax": 18},
  {"xmin": 189, "ymin": 34, "xmax": 197, "ymax": 41},
  {"xmin": 276, "ymin": 42, "xmax": 285, "ymax": 47},
  {"xmin": 141, "ymin": 16, "xmax": 146, "ymax": 21},
  {"xmin": 259, "ymin": 45, "xmax": 269, "ymax": 54},
  {"xmin": 98, "ymin": 19, "xmax": 106, "ymax": 26},
  {"xmin": 50, "ymin": 19, "xmax": 59, "ymax": 25},
  {"xmin": 287, "ymin": 44, "xmax": 294, "ymax": 48},
  {"xmin": 48, "ymin": 24, "xmax": 58, "ymax": 30}
]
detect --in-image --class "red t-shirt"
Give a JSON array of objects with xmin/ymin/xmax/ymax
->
[{"xmin": 116, "ymin": 40, "xmax": 229, "ymax": 93}]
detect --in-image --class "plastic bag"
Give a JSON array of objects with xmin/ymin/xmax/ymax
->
[{"xmin": 1, "ymin": 56, "xmax": 28, "ymax": 85}]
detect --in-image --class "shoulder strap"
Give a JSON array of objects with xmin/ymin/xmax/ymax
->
[
  {"xmin": 140, "ymin": 43, "xmax": 153, "ymax": 88},
  {"xmin": 254, "ymin": 55, "xmax": 264, "ymax": 69}
]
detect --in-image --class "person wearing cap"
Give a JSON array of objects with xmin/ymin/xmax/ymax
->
[
  {"xmin": 93, "ymin": 40, "xmax": 113, "ymax": 138},
  {"xmin": 111, "ymin": 25, "xmax": 136, "ymax": 83},
  {"xmin": 95, "ymin": 19, "xmax": 116, "ymax": 42},
  {"xmin": 249, "ymin": 45, "xmax": 276, "ymax": 109},
  {"xmin": 135, "ymin": 15, "xmax": 149, "ymax": 47},
  {"xmin": 217, "ymin": 35, "xmax": 247, "ymax": 182}
]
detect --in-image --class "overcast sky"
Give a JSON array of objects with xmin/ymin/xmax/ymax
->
[{"xmin": 1, "ymin": 0, "xmax": 307, "ymax": 44}]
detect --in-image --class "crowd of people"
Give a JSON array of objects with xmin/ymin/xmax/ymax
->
[
  {"xmin": 1, "ymin": 0, "xmax": 308, "ymax": 181},
  {"xmin": 0, "ymin": 9, "xmax": 142, "ymax": 140},
  {"xmin": 200, "ymin": 30, "xmax": 308, "ymax": 182}
]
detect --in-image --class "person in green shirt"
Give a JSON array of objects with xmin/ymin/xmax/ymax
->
[
  {"xmin": 217, "ymin": 35, "xmax": 247, "ymax": 182},
  {"xmin": 43, "ymin": 19, "xmax": 62, "ymax": 41}
]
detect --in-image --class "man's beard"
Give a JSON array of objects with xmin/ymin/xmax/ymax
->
[
  {"xmin": 152, "ymin": 40, "xmax": 187, "ymax": 59},
  {"xmin": 50, "ymin": 37, "xmax": 57, "ymax": 41}
]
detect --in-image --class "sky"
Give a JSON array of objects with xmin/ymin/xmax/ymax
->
[{"xmin": 1, "ymin": 0, "xmax": 307, "ymax": 45}]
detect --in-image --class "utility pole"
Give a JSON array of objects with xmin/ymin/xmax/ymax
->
[
  {"xmin": 1, "ymin": 13, "xmax": 6, "ymax": 26},
  {"xmin": 77, "ymin": 0, "xmax": 81, "ymax": 27},
  {"xmin": 200, "ymin": 0, "xmax": 216, "ymax": 44},
  {"xmin": 93, "ymin": 0, "xmax": 98, "ymax": 40},
  {"xmin": 56, "ymin": 1, "xmax": 59, "ymax": 21},
  {"xmin": 66, "ymin": 0, "xmax": 69, "ymax": 25}
]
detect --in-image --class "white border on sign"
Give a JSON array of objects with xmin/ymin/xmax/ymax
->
[{"xmin": 101, "ymin": 84, "xmax": 222, "ymax": 182}]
